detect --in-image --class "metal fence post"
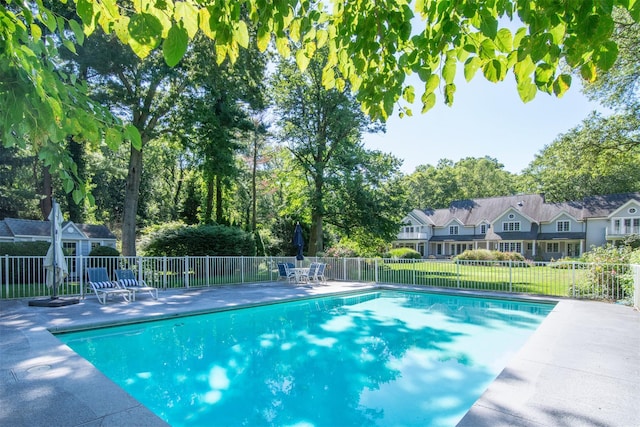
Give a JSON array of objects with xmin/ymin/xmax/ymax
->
[
  {"xmin": 4, "ymin": 255, "xmax": 8, "ymax": 296},
  {"xmin": 241, "ymin": 256, "xmax": 245, "ymax": 283},
  {"xmin": 509, "ymin": 259, "xmax": 513, "ymax": 292},
  {"xmin": 375, "ymin": 258, "xmax": 379, "ymax": 283},
  {"xmin": 184, "ymin": 256, "xmax": 189, "ymax": 288},
  {"xmin": 163, "ymin": 256, "xmax": 167, "ymax": 290},
  {"xmin": 572, "ymin": 262, "xmax": 576, "ymax": 298},
  {"xmin": 456, "ymin": 261, "xmax": 460, "ymax": 288},
  {"xmin": 206, "ymin": 255, "xmax": 210, "ymax": 287}
]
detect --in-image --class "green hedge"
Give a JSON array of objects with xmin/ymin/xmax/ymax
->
[
  {"xmin": 384, "ymin": 248, "xmax": 422, "ymax": 259},
  {"xmin": 0, "ymin": 241, "xmax": 50, "ymax": 256},
  {"xmin": 142, "ymin": 224, "xmax": 256, "ymax": 256}
]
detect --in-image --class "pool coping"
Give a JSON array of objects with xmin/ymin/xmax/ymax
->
[{"xmin": 1, "ymin": 281, "xmax": 638, "ymax": 426}]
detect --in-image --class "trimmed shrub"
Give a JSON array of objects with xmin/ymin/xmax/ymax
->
[
  {"xmin": 0, "ymin": 241, "xmax": 50, "ymax": 256},
  {"xmin": 384, "ymin": 248, "xmax": 422, "ymax": 259},
  {"xmin": 325, "ymin": 245, "xmax": 358, "ymax": 258},
  {"xmin": 0, "ymin": 242, "xmax": 51, "ymax": 284},
  {"xmin": 455, "ymin": 249, "xmax": 525, "ymax": 262},
  {"xmin": 142, "ymin": 224, "xmax": 255, "ymax": 256},
  {"xmin": 89, "ymin": 245, "xmax": 120, "ymax": 257}
]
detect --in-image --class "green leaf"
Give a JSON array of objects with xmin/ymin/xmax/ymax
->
[
  {"xmin": 275, "ymin": 36, "xmax": 290, "ymax": 58},
  {"xmin": 30, "ymin": 24, "xmax": 42, "ymax": 42},
  {"xmin": 552, "ymin": 74, "xmax": 571, "ymax": 98},
  {"xmin": 41, "ymin": 8, "xmax": 57, "ymax": 33},
  {"xmin": 163, "ymin": 24, "xmax": 188, "ymax": 67},
  {"xmin": 444, "ymin": 83, "xmax": 456, "ymax": 106},
  {"xmin": 295, "ymin": 50, "xmax": 310, "ymax": 72},
  {"xmin": 125, "ymin": 124, "xmax": 142, "ymax": 150},
  {"xmin": 534, "ymin": 63, "xmax": 555, "ymax": 86},
  {"xmin": 482, "ymin": 59, "xmax": 504, "ymax": 82},
  {"xmin": 464, "ymin": 56, "xmax": 482, "ymax": 81},
  {"xmin": 105, "ymin": 127, "xmax": 121, "ymax": 150},
  {"xmin": 595, "ymin": 41, "xmax": 618, "ymax": 71},
  {"xmin": 68, "ymin": 19, "xmax": 85, "ymax": 45},
  {"xmin": 421, "ymin": 91, "xmax": 436, "ymax": 113},
  {"xmin": 425, "ymin": 73, "xmax": 440, "ymax": 94},
  {"xmin": 76, "ymin": 0, "xmax": 94, "ymax": 26},
  {"xmin": 72, "ymin": 189, "xmax": 84, "ymax": 204},
  {"xmin": 322, "ymin": 67, "xmax": 335, "ymax": 88},
  {"xmin": 174, "ymin": 1, "xmax": 199, "ymax": 38},
  {"xmin": 257, "ymin": 26, "xmax": 270, "ymax": 52},
  {"xmin": 514, "ymin": 55, "xmax": 536, "ymax": 82},
  {"xmin": 479, "ymin": 39, "xmax": 496, "ymax": 60},
  {"xmin": 495, "ymin": 28, "xmax": 512, "ymax": 53},
  {"xmin": 63, "ymin": 178, "xmax": 75, "ymax": 194},
  {"xmin": 442, "ymin": 54, "xmax": 456, "ymax": 84},
  {"xmin": 517, "ymin": 78, "xmax": 537, "ymax": 102},
  {"xmin": 316, "ymin": 29, "xmax": 328, "ymax": 48},
  {"xmin": 114, "ymin": 16, "xmax": 130, "ymax": 44},
  {"xmin": 235, "ymin": 21, "xmax": 249, "ymax": 49},
  {"xmin": 479, "ymin": 14, "xmax": 498, "ymax": 38},
  {"xmin": 580, "ymin": 62, "xmax": 596, "ymax": 82},
  {"xmin": 128, "ymin": 13, "xmax": 163, "ymax": 58},
  {"xmin": 402, "ymin": 86, "xmax": 415, "ymax": 104}
]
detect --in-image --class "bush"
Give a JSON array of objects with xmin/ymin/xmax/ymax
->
[
  {"xmin": 0, "ymin": 242, "xmax": 51, "ymax": 284},
  {"xmin": 89, "ymin": 245, "xmax": 120, "ymax": 257},
  {"xmin": 141, "ymin": 224, "xmax": 255, "ymax": 256},
  {"xmin": 0, "ymin": 241, "xmax": 50, "ymax": 256},
  {"xmin": 324, "ymin": 245, "xmax": 358, "ymax": 258},
  {"xmin": 454, "ymin": 249, "xmax": 525, "ymax": 262},
  {"xmin": 576, "ymin": 244, "xmax": 636, "ymax": 301},
  {"xmin": 384, "ymin": 248, "xmax": 422, "ymax": 259}
]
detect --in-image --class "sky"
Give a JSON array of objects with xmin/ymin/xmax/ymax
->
[{"xmin": 362, "ymin": 72, "xmax": 606, "ymax": 175}]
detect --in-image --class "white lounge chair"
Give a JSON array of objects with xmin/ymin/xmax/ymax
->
[
  {"xmin": 115, "ymin": 269, "xmax": 158, "ymax": 301},
  {"xmin": 86, "ymin": 267, "xmax": 131, "ymax": 304}
]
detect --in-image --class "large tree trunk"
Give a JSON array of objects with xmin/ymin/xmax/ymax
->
[
  {"xmin": 121, "ymin": 146, "xmax": 143, "ymax": 257},
  {"xmin": 308, "ymin": 173, "xmax": 324, "ymax": 256},
  {"xmin": 205, "ymin": 175, "xmax": 214, "ymax": 223},
  {"xmin": 215, "ymin": 175, "xmax": 224, "ymax": 224}
]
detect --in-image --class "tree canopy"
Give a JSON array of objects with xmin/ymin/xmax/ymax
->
[{"xmin": 2, "ymin": 0, "xmax": 639, "ymax": 201}]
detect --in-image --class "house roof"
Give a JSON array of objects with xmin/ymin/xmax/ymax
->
[
  {"xmin": 0, "ymin": 218, "xmax": 115, "ymax": 240},
  {"xmin": 581, "ymin": 193, "xmax": 640, "ymax": 218},
  {"xmin": 412, "ymin": 193, "xmax": 640, "ymax": 227}
]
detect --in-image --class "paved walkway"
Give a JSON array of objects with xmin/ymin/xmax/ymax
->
[{"xmin": 1, "ymin": 282, "xmax": 638, "ymax": 426}]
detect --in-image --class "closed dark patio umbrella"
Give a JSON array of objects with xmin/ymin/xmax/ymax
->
[{"xmin": 293, "ymin": 222, "xmax": 304, "ymax": 261}]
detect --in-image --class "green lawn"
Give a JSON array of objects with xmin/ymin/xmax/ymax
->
[{"xmin": 376, "ymin": 261, "xmax": 584, "ymax": 296}]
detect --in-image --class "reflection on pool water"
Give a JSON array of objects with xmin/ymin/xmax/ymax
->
[{"xmin": 58, "ymin": 291, "xmax": 555, "ymax": 426}]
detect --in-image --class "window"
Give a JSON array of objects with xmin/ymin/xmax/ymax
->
[
  {"xmin": 557, "ymin": 220, "xmax": 570, "ymax": 232},
  {"xmin": 508, "ymin": 213, "xmax": 515, "ymax": 219},
  {"xmin": 480, "ymin": 224, "xmax": 487, "ymax": 234},
  {"xmin": 527, "ymin": 243, "xmax": 532, "ymax": 251},
  {"xmin": 502, "ymin": 221, "xmax": 520, "ymax": 231},
  {"xmin": 499, "ymin": 242, "xmax": 521, "ymax": 253},
  {"xmin": 629, "ymin": 207, "xmax": 637, "ymax": 214},
  {"xmin": 546, "ymin": 242, "xmax": 559, "ymax": 252},
  {"xmin": 449, "ymin": 225, "xmax": 459, "ymax": 235},
  {"xmin": 436, "ymin": 244, "xmax": 442, "ymax": 255}
]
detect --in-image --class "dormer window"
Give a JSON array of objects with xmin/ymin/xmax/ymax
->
[
  {"xmin": 480, "ymin": 224, "xmax": 487, "ymax": 234},
  {"xmin": 557, "ymin": 220, "xmax": 570, "ymax": 232},
  {"xmin": 449, "ymin": 225, "xmax": 459, "ymax": 235}
]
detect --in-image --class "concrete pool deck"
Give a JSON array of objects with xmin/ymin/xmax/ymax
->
[{"xmin": 1, "ymin": 281, "xmax": 638, "ymax": 427}]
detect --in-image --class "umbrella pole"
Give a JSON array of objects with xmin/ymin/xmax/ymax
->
[{"xmin": 51, "ymin": 199, "xmax": 58, "ymax": 300}]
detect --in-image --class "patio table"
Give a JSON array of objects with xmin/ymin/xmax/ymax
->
[{"xmin": 291, "ymin": 268, "xmax": 309, "ymax": 283}]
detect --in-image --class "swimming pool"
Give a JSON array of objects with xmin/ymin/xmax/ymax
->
[{"xmin": 58, "ymin": 290, "xmax": 554, "ymax": 426}]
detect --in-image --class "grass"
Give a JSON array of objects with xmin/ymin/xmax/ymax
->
[{"xmin": 376, "ymin": 261, "xmax": 584, "ymax": 296}]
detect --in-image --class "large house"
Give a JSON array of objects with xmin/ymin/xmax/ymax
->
[
  {"xmin": 393, "ymin": 193, "xmax": 640, "ymax": 260},
  {"xmin": 0, "ymin": 218, "xmax": 117, "ymax": 257}
]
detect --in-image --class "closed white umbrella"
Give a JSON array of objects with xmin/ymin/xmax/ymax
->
[
  {"xmin": 30, "ymin": 199, "xmax": 78, "ymax": 306},
  {"xmin": 44, "ymin": 200, "xmax": 68, "ymax": 293}
]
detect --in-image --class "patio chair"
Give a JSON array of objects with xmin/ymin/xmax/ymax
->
[
  {"xmin": 315, "ymin": 263, "xmax": 327, "ymax": 283},
  {"xmin": 86, "ymin": 267, "xmax": 132, "ymax": 305},
  {"xmin": 115, "ymin": 269, "xmax": 158, "ymax": 301},
  {"xmin": 277, "ymin": 263, "xmax": 296, "ymax": 283},
  {"xmin": 300, "ymin": 262, "xmax": 318, "ymax": 284}
]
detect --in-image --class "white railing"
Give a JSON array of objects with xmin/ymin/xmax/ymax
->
[
  {"xmin": 1, "ymin": 255, "xmax": 637, "ymax": 305},
  {"xmin": 396, "ymin": 232, "xmax": 430, "ymax": 240},
  {"xmin": 606, "ymin": 226, "xmax": 640, "ymax": 237}
]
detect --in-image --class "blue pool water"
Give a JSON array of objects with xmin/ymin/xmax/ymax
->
[{"xmin": 58, "ymin": 291, "xmax": 554, "ymax": 426}]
